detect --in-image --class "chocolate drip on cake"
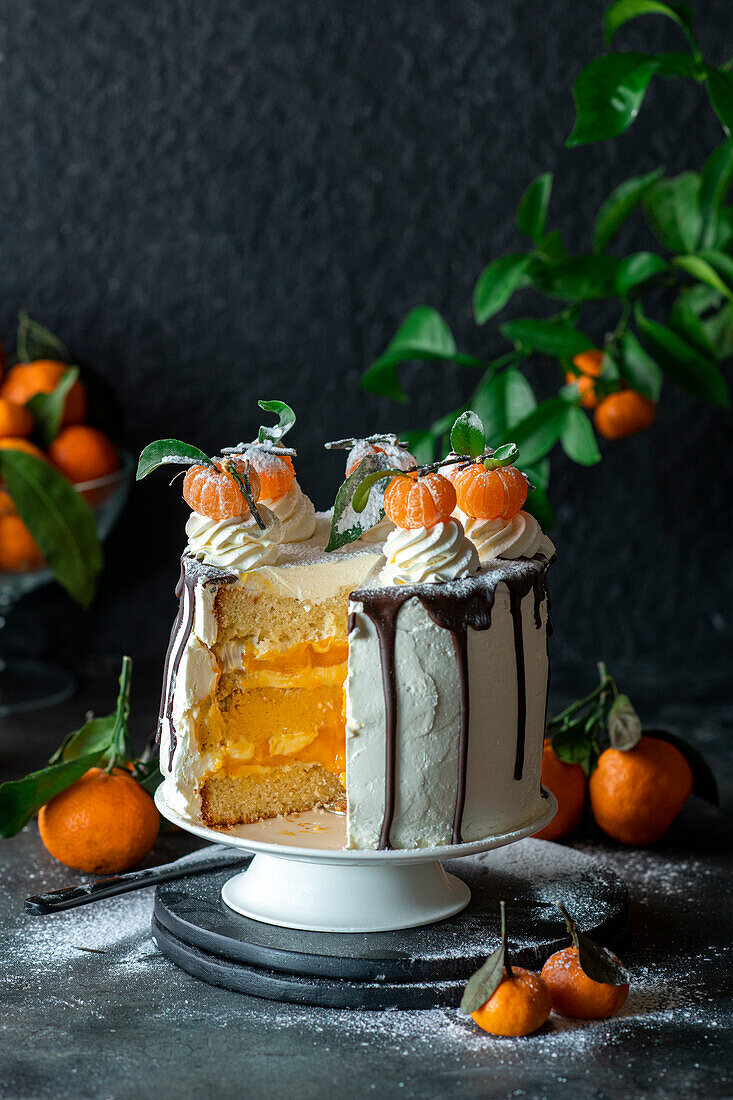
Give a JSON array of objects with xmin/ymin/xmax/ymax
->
[
  {"xmin": 158, "ymin": 555, "xmax": 235, "ymax": 772},
  {"xmin": 353, "ymin": 556, "xmax": 552, "ymax": 849}
]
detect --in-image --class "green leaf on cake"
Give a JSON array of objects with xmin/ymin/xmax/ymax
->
[
  {"xmin": 450, "ymin": 411, "xmax": 486, "ymax": 458},
  {"xmin": 16, "ymin": 311, "xmax": 72, "ymax": 364},
  {"xmin": 136, "ymin": 439, "xmax": 214, "ymax": 480},
  {"xmin": 257, "ymin": 399, "xmax": 296, "ymax": 445},
  {"xmin": 0, "ymin": 449, "xmax": 102, "ymax": 608},
  {"xmin": 26, "ymin": 367, "xmax": 80, "ymax": 447},
  {"xmin": 326, "ymin": 453, "xmax": 397, "ymax": 553},
  {"xmin": 566, "ymin": 53, "xmax": 660, "ymax": 146}
]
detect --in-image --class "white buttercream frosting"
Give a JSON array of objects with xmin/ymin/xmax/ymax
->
[
  {"xmin": 260, "ymin": 480, "xmax": 316, "ymax": 543},
  {"xmin": 357, "ymin": 515, "xmax": 392, "ymax": 544},
  {"xmin": 461, "ymin": 510, "xmax": 555, "ymax": 563},
  {"xmin": 185, "ymin": 508, "xmax": 282, "ymax": 570},
  {"xmin": 379, "ymin": 519, "xmax": 479, "ymax": 586}
]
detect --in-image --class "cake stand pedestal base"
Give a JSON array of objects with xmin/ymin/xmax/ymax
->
[{"xmin": 153, "ymin": 839, "xmax": 629, "ymax": 1010}]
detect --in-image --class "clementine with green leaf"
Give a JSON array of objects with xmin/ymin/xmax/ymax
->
[{"xmin": 0, "ymin": 360, "xmax": 87, "ymax": 426}]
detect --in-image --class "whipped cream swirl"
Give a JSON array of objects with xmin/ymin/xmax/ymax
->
[
  {"xmin": 185, "ymin": 508, "xmax": 282, "ymax": 571},
  {"xmin": 260, "ymin": 480, "xmax": 316, "ymax": 542},
  {"xmin": 380, "ymin": 519, "xmax": 479, "ymax": 586},
  {"xmin": 462, "ymin": 510, "xmax": 555, "ymax": 563}
]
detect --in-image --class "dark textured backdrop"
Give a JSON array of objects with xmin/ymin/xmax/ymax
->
[{"xmin": 0, "ymin": 0, "xmax": 731, "ymax": 681}]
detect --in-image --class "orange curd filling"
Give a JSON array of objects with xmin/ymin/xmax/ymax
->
[{"xmin": 228, "ymin": 637, "xmax": 349, "ymax": 689}]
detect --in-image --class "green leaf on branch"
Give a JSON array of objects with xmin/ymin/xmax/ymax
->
[
  {"xmin": 502, "ymin": 397, "xmax": 568, "ymax": 466},
  {"xmin": 535, "ymin": 255, "xmax": 620, "ymax": 301},
  {"xmin": 668, "ymin": 297, "xmax": 719, "ymax": 360},
  {"xmin": 537, "ymin": 230, "xmax": 568, "ymax": 264},
  {"xmin": 672, "ymin": 255, "xmax": 733, "ymax": 301},
  {"xmin": 593, "ymin": 167, "xmax": 664, "ymax": 253},
  {"xmin": 361, "ymin": 307, "xmax": 486, "ymax": 403},
  {"xmin": 560, "ymin": 406, "xmax": 602, "ymax": 466},
  {"xmin": 26, "ymin": 367, "xmax": 80, "ymax": 448},
  {"xmin": 450, "ymin": 411, "xmax": 486, "ymax": 459},
  {"xmin": 473, "ymin": 255, "xmax": 535, "ymax": 324},
  {"xmin": 619, "ymin": 331, "xmax": 663, "ymax": 400},
  {"xmin": 706, "ymin": 69, "xmax": 733, "ymax": 137},
  {"xmin": 500, "ymin": 317, "xmax": 593, "ymax": 358},
  {"xmin": 699, "ymin": 140, "xmax": 733, "ymax": 249},
  {"xmin": 698, "ymin": 248, "xmax": 733, "ymax": 288},
  {"xmin": 615, "ymin": 252, "xmax": 668, "ymax": 294},
  {"xmin": 517, "ymin": 172, "xmax": 553, "ymax": 243},
  {"xmin": 470, "ymin": 367, "xmax": 537, "ymax": 446},
  {"xmin": 137, "ymin": 439, "xmax": 213, "ymax": 480},
  {"xmin": 702, "ymin": 303, "xmax": 733, "ymax": 359},
  {"xmin": 635, "ymin": 305, "xmax": 730, "ymax": 406},
  {"xmin": 603, "ymin": 0, "xmax": 693, "ymax": 46},
  {"xmin": 567, "ymin": 53, "xmax": 659, "ymax": 146},
  {"xmin": 0, "ymin": 449, "xmax": 102, "ymax": 607},
  {"xmin": 655, "ymin": 52, "xmax": 704, "ymax": 79},
  {"xmin": 16, "ymin": 311, "xmax": 72, "ymax": 364},
  {"xmin": 0, "ymin": 753, "xmax": 106, "ymax": 838},
  {"xmin": 643, "ymin": 173, "xmax": 702, "ymax": 253}
]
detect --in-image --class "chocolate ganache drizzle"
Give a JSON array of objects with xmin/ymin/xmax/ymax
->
[
  {"xmin": 157, "ymin": 555, "xmax": 235, "ymax": 770},
  {"xmin": 352, "ymin": 555, "xmax": 553, "ymax": 849}
]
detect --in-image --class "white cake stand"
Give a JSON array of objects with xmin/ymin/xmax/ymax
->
[{"xmin": 155, "ymin": 786, "xmax": 557, "ymax": 933}]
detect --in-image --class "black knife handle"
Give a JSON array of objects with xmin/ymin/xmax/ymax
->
[{"xmin": 25, "ymin": 851, "xmax": 250, "ymax": 914}]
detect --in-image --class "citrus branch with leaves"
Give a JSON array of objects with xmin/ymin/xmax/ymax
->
[{"xmin": 361, "ymin": 0, "xmax": 732, "ymax": 526}]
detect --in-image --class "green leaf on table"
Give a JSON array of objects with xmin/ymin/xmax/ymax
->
[
  {"xmin": 257, "ymin": 400, "xmax": 296, "ymax": 445},
  {"xmin": 615, "ymin": 252, "xmax": 668, "ymax": 294},
  {"xmin": 0, "ymin": 449, "xmax": 102, "ymax": 607},
  {"xmin": 635, "ymin": 305, "xmax": 730, "ymax": 405},
  {"xmin": 26, "ymin": 367, "xmax": 79, "ymax": 448},
  {"xmin": 706, "ymin": 69, "xmax": 733, "ymax": 137},
  {"xmin": 500, "ymin": 317, "xmax": 593, "ymax": 358},
  {"xmin": 535, "ymin": 255, "xmax": 620, "ymax": 301},
  {"xmin": 668, "ymin": 297, "xmax": 718, "ymax": 360},
  {"xmin": 136, "ymin": 439, "xmax": 213, "ymax": 480},
  {"xmin": 501, "ymin": 397, "xmax": 568, "ymax": 466},
  {"xmin": 470, "ymin": 367, "xmax": 537, "ymax": 446},
  {"xmin": 558, "ymin": 904, "xmax": 631, "ymax": 985},
  {"xmin": 567, "ymin": 53, "xmax": 659, "ymax": 146},
  {"xmin": 473, "ymin": 254, "xmax": 535, "ymax": 324},
  {"xmin": 326, "ymin": 453, "xmax": 395, "ymax": 552},
  {"xmin": 619, "ymin": 331, "xmax": 663, "ymax": 400},
  {"xmin": 672, "ymin": 255, "xmax": 733, "ymax": 301},
  {"xmin": 643, "ymin": 173, "xmax": 702, "ymax": 253},
  {"xmin": 460, "ymin": 901, "xmax": 509, "ymax": 1014},
  {"xmin": 603, "ymin": 0, "xmax": 693, "ymax": 45},
  {"xmin": 450, "ymin": 411, "xmax": 486, "ymax": 459},
  {"xmin": 517, "ymin": 172, "xmax": 553, "ymax": 243},
  {"xmin": 643, "ymin": 728, "xmax": 719, "ymax": 806},
  {"xmin": 16, "ymin": 311, "xmax": 72, "ymax": 364},
  {"xmin": 593, "ymin": 167, "xmax": 664, "ymax": 253},
  {"xmin": 560, "ymin": 406, "xmax": 602, "ymax": 466},
  {"xmin": 0, "ymin": 752, "xmax": 106, "ymax": 838},
  {"xmin": 699, "ymin": 140, "xmax": 733, "ymax": 249}
]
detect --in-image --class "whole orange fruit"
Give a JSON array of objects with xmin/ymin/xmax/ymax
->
[
  {"xmin": 48, "ymin": 424, "xmax": 120, "ymax": 484},
  {"xmin": 571, "ymin": 349, "xmax": 604, "ymax": 377},
  {"xmin": 564, "ymin": 372, "xmax": 598, "ymax": 409},
  {"xmin": 0, "ymin": 360, "xmax": 87, "ymax": 426},
  {"xmin": 0, "ymin": 515, "xmax": 43, "ymax": 571},
  {"xmin": 0, "ymin": 398, "xmax": 34, "ymax": 438},
  {"xmin": 470, "ymin": 967, "xmax": 552, "ymax": 1036},
  {"xmin": 534, "ymin": 739, "xmax": 586, "ymax": 841},
  {"xmin": 38, "ymin": 767, "xmax": 159, "ymax": 874},
  {"xmin": 0, "ymin": 437, "xmax": 47, "ymax": 461},
  {"xmin": 541, "ymin": 945, "xmax": 629, "ymax": 1019},
  {"xmin": 594, "ymin": 391, "xmax": 656, "ymax": 440},
  {"xmin": 589, "ymin": 735, "xmax": 693, "ymax": 845}
]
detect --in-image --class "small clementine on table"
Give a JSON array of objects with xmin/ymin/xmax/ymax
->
[
  {"xmin": 589, "ymin": 735, "xmax": 693, "ymax": 845},
  {"xmin": 534, "ymin": 739, "xmax": 586, "ymax": 841},
  {"xmin": 453, "ymin": 460, "xmax": 527, "ymax": 521},
  {"xmin": 471, "ymin": 967, "xmax": 553, "ymax": 1037},
  {"xmin": 183, "ymin": 460, "xmax": 261, "ymax": 521},
  {"xmin": 541, "ymin": 903, "xmax": 629, "ymax": 1019},
  {"xmin": 0, "ymin": 360, "xmax": 87, "ymax": 425},
  {"xmin": 594, "ymin": 391, "xmax": 656, "ymax": 439},
  {"xmin": 383, "ymin": 471, "xmax": 456, "ymax": 529},
  {"xmin": 48, "ymin": 424, "xmax": 119, "ymax": 484},
  {"xmin": 38, "ymin": 766, "xmax": 159, "ymax": 874},
  {"xmin": 0, "ymin": 398, "xmax": 34, "ymax": 438},
  {"xmin": 0, "ymin": 515, "xmax": 43, "ymax": 571}
]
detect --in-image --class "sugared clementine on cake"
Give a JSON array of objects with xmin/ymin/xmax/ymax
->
[
  {"xmin": 182, "ymin": 460, "xmax": 261, "ymax": 521},
  {"xmin": 383, "ymin": 471, "xmax": 456, "ymax": 529},
  {"xmin": 453, "ymin": 460, "xmax": 527, "ymax": 521}
]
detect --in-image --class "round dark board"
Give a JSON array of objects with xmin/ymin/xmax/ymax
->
[{"xmin": 153, "ymin": 839, "xmax": 629, "ymax": 1007}]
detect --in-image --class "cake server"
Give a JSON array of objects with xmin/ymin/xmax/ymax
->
[{"xmin": 25, "ymin": 844, "xmax": 250, "ymax": 915}]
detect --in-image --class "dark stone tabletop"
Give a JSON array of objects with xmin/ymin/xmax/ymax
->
[{"xmin": 1, "ymin": 660, "xmax": 731, "ymax": 1100}]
